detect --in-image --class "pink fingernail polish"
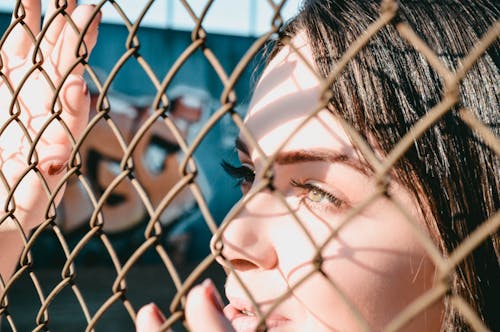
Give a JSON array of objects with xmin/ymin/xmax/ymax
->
[
  {"xmin": 96, "ymin": 9, "xmax": 103, "ymax": 23},
  {"xmin": 47, "ymin": 162, "xmax": 68, "ymax": 176},
  {"xmin": 149, "ymin": 303, "xmax": 166, "ymax": 323},
  {"xmin": 203, "ymin": 279, "xmax": 224, "ymax": 312}
]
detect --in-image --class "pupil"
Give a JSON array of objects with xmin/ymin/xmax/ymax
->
[{"xmin": 309, "ymin": 189, "xmax": 323, "ymax": 202}]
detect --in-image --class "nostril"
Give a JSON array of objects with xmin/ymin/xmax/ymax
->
[{"xmin": 230, "ymin": 259, "xmax": 259, "ymax": 272}]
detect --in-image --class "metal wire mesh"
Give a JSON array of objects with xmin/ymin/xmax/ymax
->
[{"xmin": 0, "ymin": 0, "xmax": 498, "ymax": 331}]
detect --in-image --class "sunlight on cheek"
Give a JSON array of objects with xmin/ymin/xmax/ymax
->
[
  {"xmin": 281, "ymin": 223, "xmax": 438, "ymax": 331},
  {"xmin": 271, "ymin": 206, "xmax": 338, "ymax": 274},
  {"xmin": 288, "ymin": 263, "xmax": 371, "ymax": 331}
]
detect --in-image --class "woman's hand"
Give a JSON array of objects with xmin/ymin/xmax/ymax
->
[
  {"xmin": 0, "ymin": 0, "xmax": 100, "ymax": 233},
  {"xmin": 136, "ymin": 279, "xmax": 235, "ymax": 332}
]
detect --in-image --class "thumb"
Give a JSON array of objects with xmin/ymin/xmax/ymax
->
[
  {"xmin": 136, "ymin": 303, "xmax": 167, "ymax": 332},
  {"xmin": 185, "ymin": 279, "xmax": 235, "ymax": 332}
]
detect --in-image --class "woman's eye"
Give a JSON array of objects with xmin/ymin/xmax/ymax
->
[
  {"xmin": 221, "ymin": 160, "xmax": 255, "ymax": 189},
  {"xmin": 306, "ymin": 187, "xmax": 327, "ymax": 203},
  {"xmin": 291, "ymin": 179, "xmax": 345, "ymax": 210}
]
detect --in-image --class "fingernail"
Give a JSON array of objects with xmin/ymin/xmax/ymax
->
[
  {"xmin": 202, "ymin": 279, "xmax": 224, "ymax": 312},
  {"xmin": 89, "ymin": 5, "xmax": 102, "ymax": 22},
  {"xmin": 96, "ymin": 9, "xmax": 103, "ymax": 23},
  {"xmin": 46, "ymin": 161, "xmax": 68, "ymax": 176},
  {"xmin": 148, "ymin": 303, "xmax": 166, "ymax": 323},
  {"xmin": 82, "ymin": 82, "xmax": 88, "ymax": 96}
]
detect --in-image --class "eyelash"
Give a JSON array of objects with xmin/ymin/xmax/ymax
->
[
  {"xmin": 222, "ymin": 161, "xmax": 346, "ymax": 213},
  {"xmin": 290, "ymin": 179, "xmax": 345, "ymax": 211},
  {"xmin": 221, "ymin": 160, "xmax": 255, "ymax": 187}
]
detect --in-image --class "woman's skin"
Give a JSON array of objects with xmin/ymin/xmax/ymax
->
[
  {"xmin": 0, "ymin": 1, "xmax": 444, "ymax": 331},
  {"xmin": 137, "ymin": 33, "xmax": 443, "ymax": 331},
  {"xmin": 0, "ymin": 0, "xmax": 100, "ymax": 283}
]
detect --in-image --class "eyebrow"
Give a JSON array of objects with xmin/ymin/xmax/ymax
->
[{"xmin": 235, "ymin": 137, "xmax": 372, "ymax": 175}]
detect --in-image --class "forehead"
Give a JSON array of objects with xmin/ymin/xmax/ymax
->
[{"xmin": 242, "ymin": 33, "xmax": 353, "ymax": 158}]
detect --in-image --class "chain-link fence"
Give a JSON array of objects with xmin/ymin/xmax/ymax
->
[{"xmin": 0, "ymin": 0, "xmax": 499, "ymax": 331}]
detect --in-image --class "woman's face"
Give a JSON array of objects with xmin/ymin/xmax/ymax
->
[{"xmin": 216, "ymin": 33, "xmax": 443, "ymax": 332}]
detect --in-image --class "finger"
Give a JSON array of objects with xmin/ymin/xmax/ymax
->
[
  {"xmin": 34, "ymin": 74, "xmax": 89, "ymax": 178},
  {"xmin": 50, "ymin": 4, "xmax": 101, "ymax": 79},
  {"xmin": 59, "ymin": 73, "xmax": 90, "ymax": 141},
  {"xmin": 136, "ymin": 303, "xmax": 167, "ymax": 332},
  {"xmin": 4, "ymin": 0, "xmax": 42, "ymax": 56},
  {"xmin": 185, "ymin": 279, "xmax": 235, "ymax": 332},
  {"xmin": 41, "ymin": 0, "xmax": 77, "ymax": 55}
]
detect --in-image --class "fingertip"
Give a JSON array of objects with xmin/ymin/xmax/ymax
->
[
  {"xmin": 201, "ymin": 279, "xmax": 225, "ymax": 312},
  {"xmin": 73, "ymin": 4, "xmax": 101, "ymax": 72},
  {"xmin": 53, "ymin": 4, "xmax": 101, "ymax": 77},
  {"xmin": 5, "ymin": 0, "xmax": 42, "ymax": 56},
  {"xmin": 136, "ymin": 303, "xmax": 166, "ymax": 332},
  {"xmin": 185, "ymin": 280, "xmax": 235, "ymax": 331},
  {"xmin": 70, "ymin": 4, "xmax": 99, "ymax": 24},
  {"xmin": 94, "ymin": 6, "xmax": 103, "ymax": 25}
]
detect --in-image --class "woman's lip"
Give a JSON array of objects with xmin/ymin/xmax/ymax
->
[{"xmin": 224, "ymin": 300, "xmax": 290, "ymax": 332}]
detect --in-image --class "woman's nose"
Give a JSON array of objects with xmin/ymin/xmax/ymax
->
[{"xmin": 211, "ymin": 191, "xmax": 282, "ymax": 271}]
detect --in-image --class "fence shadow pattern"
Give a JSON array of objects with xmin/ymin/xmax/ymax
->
[{"xmin": 0, "ymin": 0, "xmax": 499, "ymax": 331}]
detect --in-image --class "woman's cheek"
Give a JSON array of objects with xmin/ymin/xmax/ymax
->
[
  {"xmin": 281, "ymin": 213, "xmax": 436, "ymax": 332},
  {"xmin": 284, "ymin": 242, "xmax": 380, "ymax": 331}
]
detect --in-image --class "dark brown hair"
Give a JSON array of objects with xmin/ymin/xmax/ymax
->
[{"xmin": 271, "ymin": 0, "xmax": 499, "ymax": 330}]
